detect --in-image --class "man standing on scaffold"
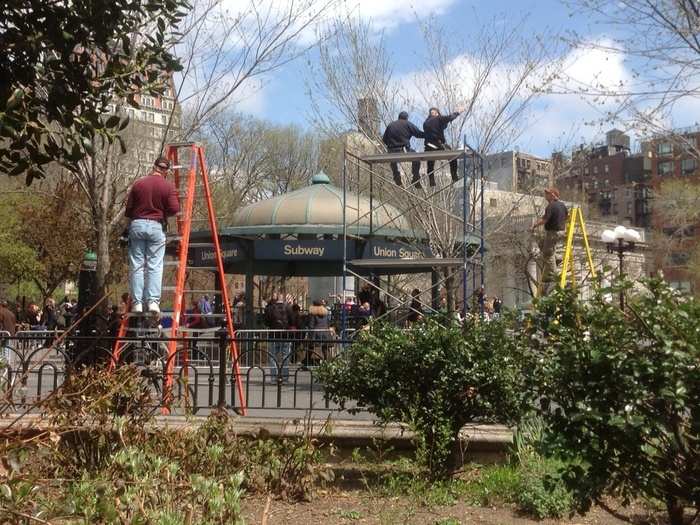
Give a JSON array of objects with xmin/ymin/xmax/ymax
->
[
  {"xmin": 382, "ymin": 111, "xmax": 425, "ymax": 189},
  {"xmin": 423, "ymin": 106, "xmax": 463, "ymax": 187}
]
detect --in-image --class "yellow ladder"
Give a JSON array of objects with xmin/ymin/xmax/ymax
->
[{"xmin": 559, "ymin": 207, "xmax": 596, "ymax": 289}]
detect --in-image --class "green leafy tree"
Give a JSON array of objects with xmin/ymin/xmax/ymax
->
[
  {"xmin": 524, "ymin": 282, "xmax": 699, "ymax": 525},
  {"xmin": 0, "ymin": 193, "xmax": 39, "ymax": 292},
  {"xmin": 16, "ymin": 182, "xmax": 93, "ymax": 300},
  {"xmin": 0, "ymin": 0, "xmax": 188, "ymax": 183},
  {"xmin": 319, "ymin": 317, "xmax": 531, "ymax": 478}
]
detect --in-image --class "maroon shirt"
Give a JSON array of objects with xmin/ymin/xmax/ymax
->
[{"xmin": 125, "ymin": 172, "xmax": 180, "ymax": 221}]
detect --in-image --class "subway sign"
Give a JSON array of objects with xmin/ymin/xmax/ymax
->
[
  {"xmin": 254, "ymin": 240, "xmax": 349, "ymax": 260},
  {"xmin": 188, "ymin": 241, "xmax": 245, "ymax": 267},
  {"xmin": 362, "ymin": 241, "xmax": 432, "ymax": 259}
]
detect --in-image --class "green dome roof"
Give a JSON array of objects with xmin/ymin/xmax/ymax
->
[{"xmin": 226, "ymin": 173, "xmax": 418, "ymax": 238}]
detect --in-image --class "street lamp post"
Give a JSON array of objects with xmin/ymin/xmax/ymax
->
[{"xmin": 601, "ymin": 226, "xmax": 640, "ymax": 309}]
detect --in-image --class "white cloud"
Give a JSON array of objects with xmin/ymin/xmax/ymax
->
[
  {"xmin": 228, "ymin": 77, "xmax": 267, "ymax": 115},
  {"xmin": 525, "ymin": 40, "xmax": 634, "ymax": 153},
  {"xmin": 387, "ymin": 38, "xmax": 638, "ymax": 155},
  {"xmin": 335, "ymin": 0, "xmax": 457, "ymax": 31}
]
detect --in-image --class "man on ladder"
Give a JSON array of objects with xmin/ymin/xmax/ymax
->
[
  {"xmin": 125, "ymin": 156, "xmax": 180, "ymax": 313},
  {"xmin": 531, "ymin": 187, "xmax": 567, "ymax": 295}
]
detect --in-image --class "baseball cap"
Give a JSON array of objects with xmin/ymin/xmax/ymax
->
[{"xmin": 154, "ymin": 156, "xmax": 171, "ymax": 169}]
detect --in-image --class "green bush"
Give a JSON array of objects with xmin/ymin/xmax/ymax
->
[
  {"xmin": 319, "ymin": 317, "xmax": 531, "ymax": 478},
  {"xmin": 511, "ymin": 417, "xmax": 574, "ymax": 519},
  {"xmin": 43, "ymin": 365, "xmax": 155, "ymax": 475},
  {"xmin": 524, "ymin": 280, "xmax": 700, "ymax": 525},
  {"xmin": 516, "ymin": 456, "xmax": 573, "ymax": 520}
]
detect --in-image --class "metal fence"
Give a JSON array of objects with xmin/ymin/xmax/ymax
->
[{"xmin": 0, "ymin": 330, "xmax": 363, "ymax": 417}]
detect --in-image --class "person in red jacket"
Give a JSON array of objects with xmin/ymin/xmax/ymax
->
[{"xmin": 125, "ymin": 157, "xmax": 180, "ymax": 314}]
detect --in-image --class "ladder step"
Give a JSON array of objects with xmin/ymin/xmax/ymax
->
[
  {"xmin": 164, "ymin": 261, "xmax": 218, "ymax": 270},
  {"xmin": 162, "ymin": 287, "xmax": 221, "ymax": 293},
  {"xmin": 164, "ymin": 241, "xmax": 216, "ymax": 249},
  {"xmin": 168, "ymin": 142, "xmax": 197, "ymax": 148}
]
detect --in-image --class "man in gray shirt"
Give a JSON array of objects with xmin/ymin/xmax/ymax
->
[{"xmin": 531, "ymin": 188, "xmax": 568, "ymax": 294}]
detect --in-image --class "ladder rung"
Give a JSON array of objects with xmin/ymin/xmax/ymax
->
[
  {"xmin": 183, "ymin": 313, "xmax": 229, "ymax": 318},
  {"xmin": 162, "ymin": 287, "xmax": 221, "ymax": 293},
  {"xmin": 175, "ymin": 214, "xmax": 210, "ymax": 221},
  {"xmin": 164, "ymin": 261, "xmax": 218, "ymax": 270},
  {"xmin": 167, "ymin": 142, "xmax": 197, "ymax": 148},
  {"xmin": 186, "ymin": 243, "xmax": 216, "ymax": 248}
]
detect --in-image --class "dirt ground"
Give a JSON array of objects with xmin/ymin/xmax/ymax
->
[{"xmin": 241, "ymin": 491, "xmax": 660, "ymax": 525}]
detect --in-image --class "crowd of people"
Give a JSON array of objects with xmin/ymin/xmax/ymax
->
[{"xmin": 0, "ymin": 296, "xmax": 78, "ymax": 336}]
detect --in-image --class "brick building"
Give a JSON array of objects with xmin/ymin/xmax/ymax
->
[
  {"xmin": 641, "ymin": 126, "xmax": 700, "ymax": 292},
  {"xmin": 556, "ymin": 129, "xmax": 651, "ymax": 228}
]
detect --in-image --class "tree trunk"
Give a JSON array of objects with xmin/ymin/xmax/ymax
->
[
  {"xmin": 445, "ymin": 270, "xmax": 455, "ymax": 314},
  {"xmin": 665, "ymin": 495, "xmax": 684, "ymax": 525},
  {"xmin": 95, "ymin": 215, "xmax": 111, "ymax": 298}
]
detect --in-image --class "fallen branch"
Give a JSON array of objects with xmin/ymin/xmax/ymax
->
[{"xmin": 261, "ymin": 493, "xmax": 272, "ymax": 525}]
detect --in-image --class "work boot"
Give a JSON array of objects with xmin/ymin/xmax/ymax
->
[
  {"xmin": 429, "ymin": 174, "xmax": 436, "ymax": 187},
  {"xmin": 393, "ymin": 175, "xmax": 403, "ymax": 186},
  {"xmin": 411, "ymin": 177, "xmax": 423, "ymax": 190}
]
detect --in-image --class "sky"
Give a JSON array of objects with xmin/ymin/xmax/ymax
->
[{"xmin": 221, "ymin": 0, "xmax": 698, "ymax": 157}]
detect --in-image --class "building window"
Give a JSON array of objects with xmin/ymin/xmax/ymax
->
[
  {"xmin": 160, "ymin": 114, "xmax": 167, "ymax": 125},
  {"xmin": 626, "ymin": 202, "xmax": 632, "ymax": 215},
  {"xmin": 593, "ymin": 165, "xmax": 598, "ymax": 174},
  {"xmin": 657, "ymin": 142, "xmax": 672, "ymax": 155},
  {"xmin": 141, "ymin": 96, "xmax": 154, "ymax": 108},
  {"xmin": 658, "ymin": 161, "xmax": 673, "ymax": 175},
  {"xmin": 670, "ymin": 281, "xmax": 692, "ymax": 293},
  {"xmin": 489, "ymin": 198, "xmax": 498, "ymax": 208},
  {"xmin": 670, "ymin": 252, "xmax": 690, "ymax": 266},
  {"xmin": 604, "ymin": 164, "xmax": 609, "ymax": 173},
  {"xmin": 681, "ymin": 158, "xmax": 696, "ymax": 174}
]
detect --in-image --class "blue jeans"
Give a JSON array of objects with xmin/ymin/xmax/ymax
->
[
  {"xmin": 129, "ymin": 219, "xmax": 166, "ymax": 306},
  {"xmin": 270, "ymin": 341, "xmax": 291, "ymax": 382}
]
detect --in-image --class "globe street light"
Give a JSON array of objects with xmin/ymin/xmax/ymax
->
[{"xmin": 600, "ymin": 225, "xmax": 640, "ymax": 309}]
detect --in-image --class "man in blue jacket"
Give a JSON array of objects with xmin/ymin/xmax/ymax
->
[
  {"xmin": 424, "ymin": 106, "xmax": 463, "ymax": 186},
  {"xmin": 382, "ymin": 111, "xmax": 425, "ymax": 188}
]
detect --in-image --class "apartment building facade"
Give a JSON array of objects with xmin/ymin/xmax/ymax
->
[
  {"xmin": 556, "ymin": 129, "xmax": 651, "ymax": 228},
  {"xmin": 113, "ymin": 80, "xmax": 182, "ymax": 175},
  {"xmin": 641, "ymin": 126, "xmax": 700, "ymax": 292},
  {"xmin": 483, "ymin": 151, "xmax": 553, "ymax": 193}
]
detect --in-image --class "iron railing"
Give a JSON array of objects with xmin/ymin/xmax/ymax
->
[{"xmin": 0, "ymin": 330, "xmax": 363, "ymax": 417}]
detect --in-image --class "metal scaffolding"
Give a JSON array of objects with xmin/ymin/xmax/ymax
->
[{"xmin": 341, "ymin": 138, "xmax": 485, "ymax": 328}]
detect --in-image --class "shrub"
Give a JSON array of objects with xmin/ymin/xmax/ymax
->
[
  {"xmin": 512, "ymin": 417, "xmax": 574, "ymax": 519},
  {"xmin": 43, "ymin": 365, "xmax": 155, "ymax": 474},
  {"xmin": 524, "ymin": 280, "xmax": 700, "ymax": 525},
  {"xmin": 319, "ymin": 317, "xmax": 531, "ymax": 478}
]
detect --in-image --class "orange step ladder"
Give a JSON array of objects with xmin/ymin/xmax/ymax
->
[{"xmin": 112, "ymin": 143, "xmax": 246, "ymax": 415}]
